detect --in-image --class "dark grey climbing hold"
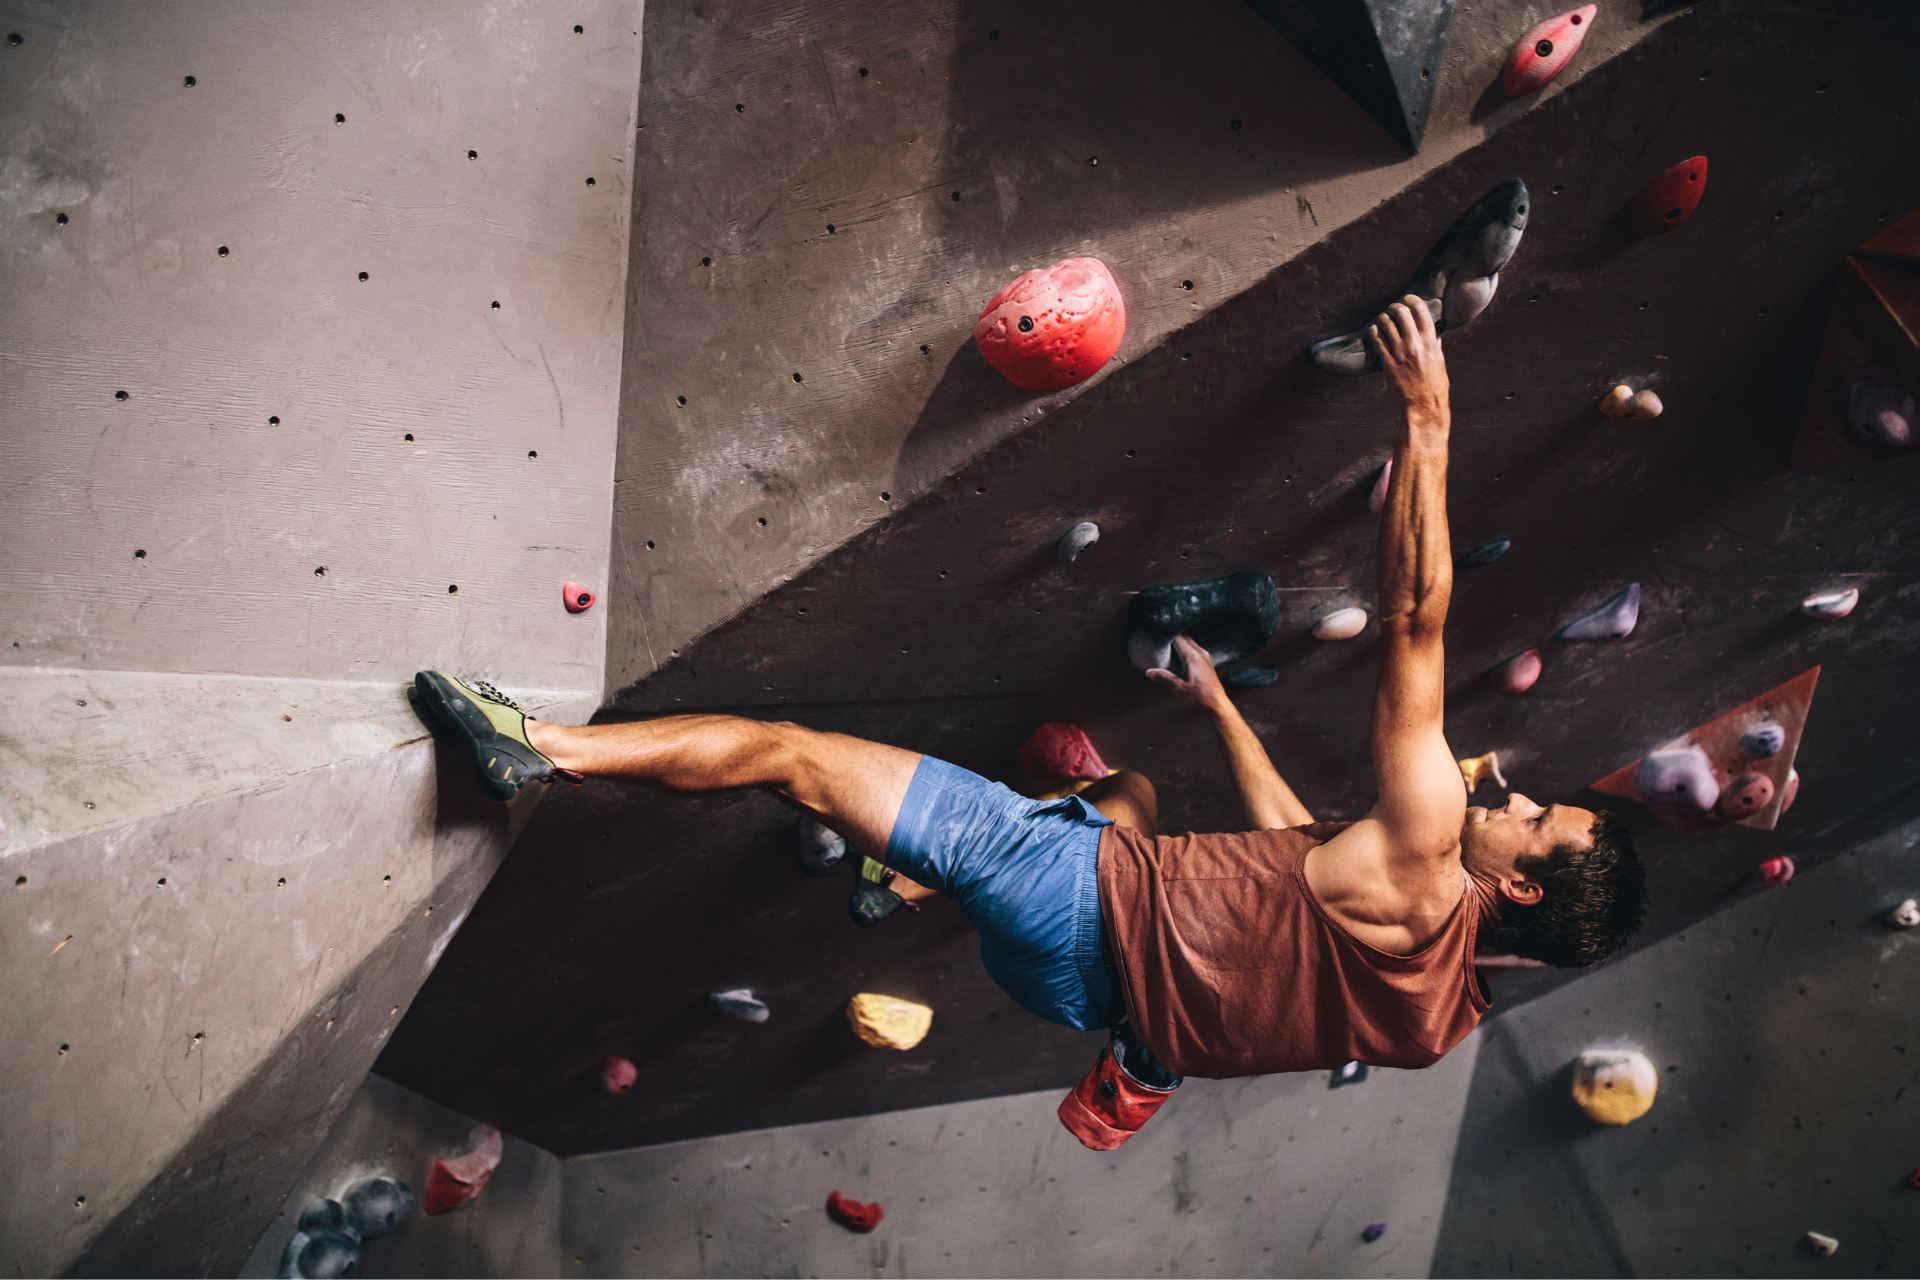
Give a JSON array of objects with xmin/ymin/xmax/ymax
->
[
  {"xmin": 297, "ymin": 1229, "xmax": 360, "ymax": 1279},
  {"xmin": 1058, "ymin": 521, "xmax": 1100, "ymax": 562},
  {"xmin": 1125, "ymin": 571, "xmax": 1280, "ymax": 673},
  {"xmin": 1638, "ymin": 745, "xmax": 1719, "ymax": 812},
  {"xmin": 1847, "ymin": 378, "xmax": 1915, "ymax": 448},
  {"xmin": 296, "ymin": 1199, "xmax": 349, "ymax": 1235},
  {"xmin": 1739, "ymin": 724, "xmax": 1785, "ymax": 758},
  {"xmin": 1308, "ymin": 179, "xmax": 1528, "ymax": 375},
  {"xmin": 709, "ymin": 988, "xmax": 771, "ymax": 1023},
  {"xmin": 1329, "ymin": 1060, "xmax": 1369, "ymax": 1088},
  {"xmin": 1556, "ymin": 584, "xmax": 1639, "ymax": 640},
  {"xmin": 1243, "ymin": 0, "xmax": 1458, "ymax": 151},
  {"xmin": 797, "ymin": 816, "xmax": 848, "ymax": 877},
  {"xmin": 275, "ymin": 1230, "xmax": 311, "ymax": 1279},
  {"xmin": 343, "ymin": 1178, "xmax": 412, "ymax": 1241},
  {"xmin": 1224, "ymin": 666, "xmax": 1281, "ymax": 688},
  {"xmin": 1455, "ymin": 538, "xmax": 1510, "ymax": 569},
  {"xmin": 1363, "ymin": 1222, "xmax": 1388, "ymax": 1242}
]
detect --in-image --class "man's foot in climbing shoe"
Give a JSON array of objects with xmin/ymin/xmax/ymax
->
[
  {"xmin": 1057, "ymin": 1023, "xmax": 1182, "ymax": 1151},
  {"xmin": 848, "ymin": 855, "xmax": 917, "ymax": 928},
  {"xmin": 410, "ymin": 671, "xmax": 582, "ymax": 801}
]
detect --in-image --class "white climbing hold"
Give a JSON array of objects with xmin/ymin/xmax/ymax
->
[
  {"xmin": 1800, "ymin": 588, "xmax": 1858, "ymax": 620},
  {"xmin": 797, "ymin": 816, "xmax": 848, "ymax": 877},
  {"xmin": 1314, "ymin": 607, "xmax": 1369, "ymax": 640},
  {"xmin": 1806, "ymin": 1231, "xmax": 1839, "ymax": 1258},
  {"xmin": 1639, "ymin": 745, "xmax": 1719, "ymax": 813},
  {"xmin": 1057, "ymin": 521, "xmax": 1100, "ymax": 562},
  {"xmin": 709, "ymin": 988, "xmax": 771, "ymax": 1023},
  {"xmin": 1572, "ymin": 1050, "xmax": 1657, "ymax": 1126},
  {"xmin": 1368, "ymin": 460, "xmax": 1392, "ymax": 513},
  {"xmin": 1889, "ymin": 899, "xmax": 1920, "ymax": 928}
]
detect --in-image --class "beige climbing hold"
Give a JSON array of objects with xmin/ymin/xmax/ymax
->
[
  {"xmin": 1572, "ymin": 1050, "xmax": 1657, "ymax": 1125},
  {"xmin": 846, "ymin": 993, "xmax": 932, "ymax": 1050},
  {"xmin": 1599, "ymin": 384, "xmax": 1662, "ymax": 420},
  {"xmin": 1459, "ymin": 752, "xmax": 1508, "ymax": 793},
  {"xmin": 1889, "ymin": 899, "xmax": 1920, "ymax": 928},
  {"xmin": 1313, "ymin": 607, "xmax": 1369, "ymax": 641},
  {"xmin": 1806, "ymin": 1231, "xmax": 1839, "ymax": 1258}
]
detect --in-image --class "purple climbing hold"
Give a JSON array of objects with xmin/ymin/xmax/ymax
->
[
  {"xmin": 1363, "ymin": 1223, "xmax": 1388, "ymax": 1243},
  {"xmin": 1848, "ymin": 377, "xmax": 1917, "ymax": 448},
  {"xmin": 1455, "ymin": 538, "xmax": 1510, "ymax": 569},
  {"xmin": 1717, "ymin": 772, "xmax": 1775, "ymax": 819},
  {"xmin": 1490, "ymin": 649, "xmax": 1542, "ymax": 695},
  {"xmin": 1369, "ymin": 460, "xmax": 1393, "ymax": 513},
  {"xmin": 1557, "ymin": 584, "xmax": 1639, "ymax": 641},
  {"xmin": 1738, "ymin": 724, "xmax": 1785, "ymax": 758},
  {"xmin": 1638, "ymin": 745, "xmax": 1719, "ymax": 812}
]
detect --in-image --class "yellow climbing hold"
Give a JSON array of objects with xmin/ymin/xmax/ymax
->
[
  {"xmin": 846, "ymin": 993, "xmax": 932, "ymax": 1050},
  {"xmin": 1459, "ymin": 752, "xmax": 1507, "ymax": 793},
  {"xmin": 1572, "ymin": 1050, "xmax": 1657, "ymax": 1125}
]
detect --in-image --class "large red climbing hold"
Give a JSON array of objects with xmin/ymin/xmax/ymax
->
[
  {"xmin": 1621, "ymin": 157, "xmax": 1708, "ymax": 236},
  {"xmin": 1015, "ymin": 722, "xmax": 1109, "ymax": 785},
  {"xmin": 601, "ymin": 1055, "xmax": 637, "ymax": 1094},
  {"xmin": 1503, "ymin": 6, "xmax": 1597, "ymax": 98},
  {"xmin": 1717, "ymin": 772, "xmax": 1775, "ymax": 819},
  {"xmin": 975, "ymin": 257, "xmax": 1126, "ymax": 392},
  {"xmin": 423, "ymin": 1127, "xmax": 503, "ymax": 1215},
  {"xmin": 563, "ymin": 580, "xmax": 596, "ymax": 613},
  {"xmin": 826, "ymin": 1191, "xmax": 884, "ymax": 1233}
]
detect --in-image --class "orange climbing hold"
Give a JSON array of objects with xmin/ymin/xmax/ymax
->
[
  {"xmin": 1503, "ymin": 6, "xmax": 1597, "ymax": 98},
  {"xmin": 826, "ymin": 1190, "xmax": 884, "ymax": 1233},
  {"xmin": 975, "ymin": 257, "xmax": 1126, "ymax": 392},
  {"xmin": 1620, "ymin": 156, "xmax": 1708, "ymax": 236}
]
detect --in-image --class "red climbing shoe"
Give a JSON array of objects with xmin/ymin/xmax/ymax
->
[{"xmin": 1057, "ymin": 1043, "xmax": 1176, "ymax": 1151}]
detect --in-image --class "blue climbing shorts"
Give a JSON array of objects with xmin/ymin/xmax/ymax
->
[{"xmin": 885, "ymin": 755, "xmax": 1121, "ymax": 1031}]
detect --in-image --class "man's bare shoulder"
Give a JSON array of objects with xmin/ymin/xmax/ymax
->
[{"xmin": 1307, "ymin": 816, "xmax": 1468, "ymax": 953}]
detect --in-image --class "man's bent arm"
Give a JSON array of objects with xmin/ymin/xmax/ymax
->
[
  {"xmin": 1368, "ymin": 299, "xmax": 1467, "ymax": 857},
  {"xmin": 1149, "ymin": 635, "xmax": 1314, "ymax": 830}
]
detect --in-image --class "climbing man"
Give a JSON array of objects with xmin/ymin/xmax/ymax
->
[{"xmin": 408, "ymin": 296, "xmax": 1646, "ymax": 1151}]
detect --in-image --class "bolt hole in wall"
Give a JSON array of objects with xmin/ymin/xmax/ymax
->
[
  {"xmin": 334, "ymin": 112, "xmax": 345, "ymax": 124},
  {"xmin": 56, "ymin": 212, "xmax": 67, "ymax": 223},
  {"xmin": 528, "ymin": 450, "xmax": 537, "ymax": 459},
  {"xmin": 574, "ymin": 23, "xmax": 583, "ymax": 33},
  {"xmin": 114, "ymin": 390, "xmax": 128, "ymax": 400},
  {"xmin": 447, "ymin": 585, "xmax": 458, "ymax": 594},
  {"xmin": 491, "ymin": 301, "xmax": 500, "ymax": 309},
  {"xmin": 268, "ymin": 416, "xmax": 279, "ymax": 424},
  {"xmin": 183, "ymin": 75, "xmax": 195, "ymax": 86},
  {"xmin": 7, "ymin": 32, "xmax": 21, "ymax": 44},
  {"xmin": 676, "ymin": 395, "xmax": 686, "ymax": 406},
  {"xmin": 468, "ymin": 149, "xmax": 477, "ymax": 159},
  {"xmin": 403, "ymin": 433, "xmax": 413, "ymax": 441},
  {"xmin": 134, "ymin": 550, "xmax": 145, "ymax": 559},
  {"xmin": 218, "ymin": 245, "xmax": 228, "ymax": 256},
  {"xmin": 358, "ymin": 271, "xmax": 368, "ymax": 281}
]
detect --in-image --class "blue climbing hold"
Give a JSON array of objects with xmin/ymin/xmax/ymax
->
[
  {"xmin": 1638, "ymin": 745, "xmax": 1719, "ymax": 813},
  {"xmin": 1329, "ymin": 1060, "xmax": 1370, "ymax": 1089},
  {"xmin": 1739, "ymin": 724, "xmax": 1785, "ymax": 758},
  {"xmin": 1363, "ymin": 1223, "xmax": 1388, "ymax": 1243},
  {"xmin": 1557, "ymin": 584, "xmax": 1640, "ymax": 640},
  {"xmin": 1455, "ymin": 538, "xmax": 1511, "ymax": 569},
  {"xmin": 1224, "ymin": 666, "xmax": 1281, "ymax": 688},
  {"xmin": 343, "ymin": 1178, "xmax": 412, "ymax": 1241}
]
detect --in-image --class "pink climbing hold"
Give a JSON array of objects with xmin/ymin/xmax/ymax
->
[
  {"xmin": 1638, "ymin": 745, "xmax": 1719, "ymax": 812},
  {"xmin": 1503, "ymin": 5, "xmax": 1597, "ymax": 98},
  {"xmin": 563, "ymin": 580, "xmax": 596, "ymax": 613},
  {"xmin": 1490, "ymin": 649, "xmax": 1542, "ymax": 695},
  {"xmin": 1780, "ymin": 767, "xmax": 1800, "ymax": 813},
  {"xmin": 826, "ymin": 1191, "xmax": 884, "ymax": 1233},
  {"xmin": 1016, "ymin": 722, "xmax": 1109, "ymax": 785},
  {"xmin": 1757, "ymin": 855, "xmax": 1795, "ymax": 887},
  {"xmin": 1717, "ymin": 772, "xmax": 1775, "ymax": 819},
  {"xmin": 1369, "ymin": 460, "xmax": 1393, "ymax": 513},
  {"xmin": 423, "ymin": 1127, "xmax": 503, "ymax": 1215},
  {"xmin": 975, "ymin": 258, "xmax": 1126, "ymax": 393},
  {"xmin": 601, "ymin": 1055, "xmax": 637, "ymax": 1095},
  {"xmin": 1800, "ymin": 588, "xmax": 1858, "ymax": 620}
]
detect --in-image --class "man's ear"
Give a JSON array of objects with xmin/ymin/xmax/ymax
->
[{"xmin": 1499, "ymin": 875, "xmax": 1544, "ymax": 907}]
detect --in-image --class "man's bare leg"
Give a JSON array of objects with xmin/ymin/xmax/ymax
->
[{"xmin": 1081, "ymin": 771, "xmax": 1158, "ymax": 837}]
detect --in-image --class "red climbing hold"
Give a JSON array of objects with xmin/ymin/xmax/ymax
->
[
  {"xmin": 1621, "ymin": 157, "xmax": 1708, "ymax": 236},
  {"xmin": 826, "ymin": 1191, "xmax": 884, "ymax": 1233},
  {"xmin": 1016, "ymin": 722, "xmax": 1109, "ymax": 785},
  {"xmin": 1908, "ymin": 1166, "xmax": 1920, "ymax": 1190},
  {"xmin": 563, "ymin": 580, "xmax": 596, "ymax": 613},
  {"xmin": 1503, "ymin": 5, "xmax": 1597, "ymax": 98},
  {"xmin": 1490, "ymin": 649, "xmax": 1542, "ymax": 695},
  {"xmin": 975, "ymin": 257, "xmax": 1126, "ymax": 392},
  {"xmin": 423, "ymin": 1127, "xmax": 503, "ymax": 1215},
  {"xmin": 1757, "ymin": 855, "xmax": 1794, "ymax": 887},
  {"xmin": 601, "ymin": 1055, "xmax": 637, "ymax": 1094},
  {"xmin": 1717, "ymin": 772, "xmax": 1775, "ymax": 819}
]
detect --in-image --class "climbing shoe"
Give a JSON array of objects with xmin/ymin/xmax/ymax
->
[
  {"xmin": 409, "ymin": 671, "xmax": 581, "ymax": 802},
  {"xmin": 848, "ymin": 855, "xmax": 913, "ymax": 928},
  {"xmin": 1057, "ymin": 1022, "xmax": 1182, "ymax": 1151}
]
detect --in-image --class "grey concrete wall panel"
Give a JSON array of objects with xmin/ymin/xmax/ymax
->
[
  {"xmin": 384, "ymin": 0, "xmax": 1920, "ymax": 1151},
  {"xmin": 241, "ymin": 1073, "xmax": 562, "ymax": 1280},
  {"xmin": 604, "ymin": 0, "xmax": 1674, "ymax": 693},
  {"xmin": 564, "ymin": 1038, "xmax": 1479, "ymax": 1278},
  {"xmin": 0, "ymin": 0, "xmax": 642, "ymax": 694},
  {"xmin": 1432, "ymin": 817, "xmax": 1920, "ymax": 1277}
]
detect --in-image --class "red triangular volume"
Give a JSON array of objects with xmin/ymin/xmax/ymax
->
[
  {"xmin": 1589, "ymin": 667, "xmax": 1819, "ymax": 833},
  {"xmin": 1790, "ymin": 256, "xmax": 1920, "ymax": 467},
  {"xmin": 1857, "ymin": 205, "xmax": 1920, "ymax": 264}
]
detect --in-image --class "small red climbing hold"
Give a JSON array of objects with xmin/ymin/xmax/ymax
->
[
  {"xmin": 826, "ymin": 1190, "xmax": 884, "ymax": 1233},
  {"xmin": 601, "ymin": 1055, "xmax": 637, "ymax": 1095},
  {"xmin": 975, "ymin": 257, "xmax": 1126, "ymax": 392},
  {"xmin": 1490, "ymin": 649, "xmax": 1542, "ymax": 695},
  {"xmin": 1717, "ymin": 772, "xmax": 1775, "ymax": 819},
  {"xmin": 423, "ymin": 1127, "xmax": 503, "ymax": 1215},
  {"xmin": 1015, "ymin": 722, "xmax": 1109, "ymax": 785},
  {"xmin": 1621, "ymin": 157, "xmax": 1708, "ymax": 236},
  {"xmin": 563, "ymin": 580, "xmax": 596, "ymax": 613},
  {"xmin": 1503, "ymin": 5, "xmax": 1597, "ymax": 98},
  {"xmin": 1757, "ymin": 855, "xmax": 1795, "ymax": 887}
]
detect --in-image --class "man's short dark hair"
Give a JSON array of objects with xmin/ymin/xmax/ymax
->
[{"xmin": 1480, "ymin": 810, "xmax": 1646, "ymax": 968}]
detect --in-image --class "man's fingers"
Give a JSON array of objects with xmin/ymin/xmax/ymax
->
[
  {"xmin": 1404, "ymin": 293, "xmax": 1439, "ymax": 342},
  {"xmin": 1370, "ymin": 317, "xmax": 1399, "ymax": 362}
]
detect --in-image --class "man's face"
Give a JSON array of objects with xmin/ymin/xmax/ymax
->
[{"xmin": 1461, "ymin": 791, "xmax": 1596, "ymax": 880}]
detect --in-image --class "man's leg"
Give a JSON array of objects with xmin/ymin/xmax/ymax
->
[{"xmin": 1079, "ymin": 771, "xmax": 1157, "ymax": 837}]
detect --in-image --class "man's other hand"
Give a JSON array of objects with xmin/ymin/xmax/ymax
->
[
  {"xmin": 1370, "ymin": 295, "xmax": 1449, "ymax": 427},
  {"xmin": 1147, "ymin": 636, "xmax": 1230, "ymax": 714}
]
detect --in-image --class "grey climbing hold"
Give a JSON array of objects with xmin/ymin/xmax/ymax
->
[
  {"xmin": 296, "ymin": 1230, "xmax": 360, "ymax": 1279},
  {"xmin": 1308, "ymin": 179, "xmax": 1529, "ymax": 375},
  {"xmin": 1638, "ymin": 745, "xmax": 1719, "ymax": 812},
  {"xmin": 1847, "ymin": 377, "xmax": 1916, "ymax": 448},
  {"xmin": 1557, "ymin": 584, "xmax": 1639, "ymax": 640},
  {"xmin": 797, "ymin": 816, "xmax": 849, "ymax": 877},
  {"xmin": 1224, "ymin": 666, "xmax": 1281, "ymax": 688},
  {"xmin": 1800, "ymin": 588, "xmax": 1858, "ymax": 620},
  {"xmin": 1739, "ymin": 724, "xmax": 1785, "ymax": 758},
  {"xmin": 1329, "ymin": 1060, "xmax": 1369, "ymax": 1088},
  {"xmin": 1057, "ymin": 521, "xmax": 1101, "ymax": 562},
  {"xmin": 1888, "ymin": 899, "xmax": 1920, "ymax": 928},
  {"xmin": 1455, "ymin": 538, "xmax": 1510, "ymax": 569},
  {"xmin": 1126, "ymin": 571, "xmax": 1281, "ymax": 673},
  {"xmin": 1806, "ymin": 1231, "xmax": 1839, "ymax": 1258},
  {"xmin": 709, "ymin": 988, "xmax": 771, "ymax": 1023},
  {"xmin": 296, "ymin": 1199, "xmax": 348, "ymax": 1235},
  {"xmin": 343, "ymin": 1178, "xmax": 412, "ymax": 1241},
  {"xmin": 1244, "ymin": 0, "xmax": 1459, "ymax": 151}
]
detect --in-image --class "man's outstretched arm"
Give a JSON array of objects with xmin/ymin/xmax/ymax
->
[
  {"xmin": 1368, "ymin": 298, "xmax": 1467, "ymax": 857},
  {"xmin": 1149, "ymin": 635, "xmax": 1314, "ymax": 830}
]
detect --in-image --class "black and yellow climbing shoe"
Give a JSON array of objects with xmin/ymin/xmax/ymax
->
[
  {"xmin": 848, "ymin": 854, "xmax": 912, "ymax": 928},
  {"xmin": 410, "ymin": 671, "xmax": 581, "ymax": 801}
]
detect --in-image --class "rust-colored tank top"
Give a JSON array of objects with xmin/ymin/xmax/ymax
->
[{"xmin": 1097, "ymin": 821, "xmax": 1488, "ymax": 1079}]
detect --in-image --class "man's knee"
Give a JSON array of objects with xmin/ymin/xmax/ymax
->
[{"xmin": 1087, "ymin": 770, "xmax": 1158, "ymax": 834}]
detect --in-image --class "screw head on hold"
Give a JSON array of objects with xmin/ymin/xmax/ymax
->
[{"xmin": 563, "ymin": 581, "xmax": 596, "ymax": 613}]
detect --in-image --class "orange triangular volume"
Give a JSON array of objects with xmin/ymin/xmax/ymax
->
[
  {"xmin": 1589, "ymin": 667, "xmax": 1819, "ymax": 833},
  {"xmin": 1857, "ymin": 204, "xmax": 1920, "ymax": 264},
  {"xmin": 1791, "ymin": 257, "xmax": 1920, "ymax": 467}
]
